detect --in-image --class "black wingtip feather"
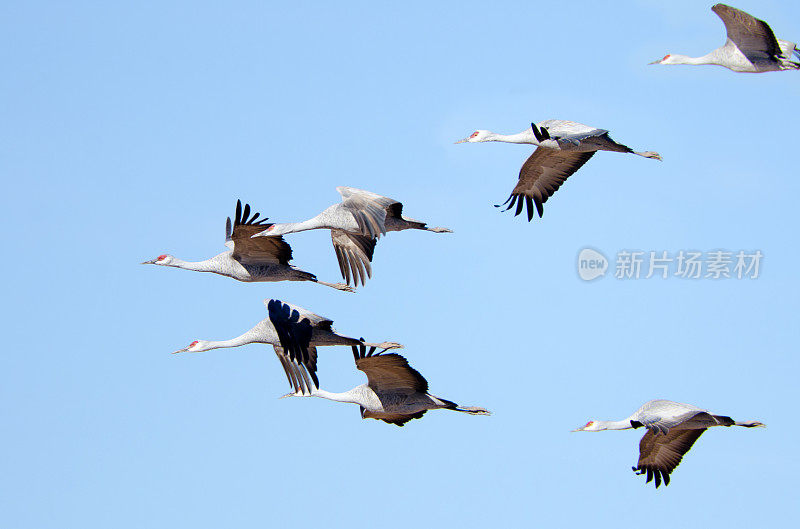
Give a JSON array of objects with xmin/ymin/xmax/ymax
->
[
  {"xmin": 531, "ymin": 122, "xmax": 542, "ymax": 142},
  {"xmin": 514, "ymin": 195, "xmax": 524, "ymax": 216},
  {"xmin": 267, "ymin": 299, "xmax": 313, "ymax": 370},
  {"xmin": 494, "ymin": 195, "xmax": 513, "ymax": 208},
  {"xmin": 505, "ymin": 195, "xmax": 518, "ymax": 212},
  {"xmin": 232, "ymin": 201, "xmax": 271, "ymax": 227},
  {"xmin": 308, "ymin": 368, "xmax": 319, "ymax": 389}
]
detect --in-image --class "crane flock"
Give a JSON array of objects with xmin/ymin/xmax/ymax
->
[
  {"xmin": 573, "ymin": 400, "xmax": 765, "ymax": 488},
  {"xmin": 143, "ymin": 3, "xmax": 781, "ymax": 489}
]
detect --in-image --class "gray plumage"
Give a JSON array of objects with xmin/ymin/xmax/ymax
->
[
  {"xmin": 457, "ymin": 121, "xmax": 661, "ymax": 220},
  {"xmin": 281, "ymin": 344, "xmax": 490, "ymax": 426},
  {"xmin": 253, "ymin": 187, "xmax": 451, "ymax": 287},
  {"xmin": 142, "ymin": 200, "xmax": 352, "ymax": 291},
  {"xmin": 651, "ymin": 4, "xmax": 800, "ymax": 72},
  {"xmin": 575, "ymin": 399, "xmax": 765, "ymax": 488},
  {"xmin": 173, "ymin": 299, "xmax": 402, "ymax": 392}
]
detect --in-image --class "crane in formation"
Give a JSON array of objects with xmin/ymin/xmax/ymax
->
[
  {"xmin": 143, "ymin": 200, "xmax": 353, "ymax": 291},
  {"xmin": 573, "ymin": 399, "xmax": 765, "ymax": 488},
  {"xmin": 457, "ymin": 121, "xmax": 661, "ymax": 220},
  {"xmin": 173, "ymin": 299, "xmax": 402, "ymax": 389},
  {"xmin": 650, "ymin": 4, "xmax": 799, "ymax": 72},
  {"xmin": 252, "ymin": 187, "xmax": 451, "ymax": 286},
  {"xmin": 279, "ymin": 343, "xmax": 490, "ymax": 426}
]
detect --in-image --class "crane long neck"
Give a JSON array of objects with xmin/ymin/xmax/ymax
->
[
  {"xmin": 169, "ymin": 257, "xmax": 217, "ymax": 273},
  {"xmin": 310, "ymin": 387, "xmax": 365, "ymax": 405},
  {"xmin": 598, "ymin": 419, "xmax": 634, "ymax": 430},
  {"xmin": 672, "ymin": 53, "xmax": 716, "ymax": 65},
  {"xmin": 204, "ymin": 327, "xmax": 264, "ymax": 350},
  {"xmin": 272, "ymin": 215, "xmax": 330, "ymax": 235},
  {"xmin": 487, "ymin": 130, "xmax": 536, "ymax": 145}
]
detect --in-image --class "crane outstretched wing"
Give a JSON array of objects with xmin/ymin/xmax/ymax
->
[
  {"xmin": 331, "ymin": 229, "xmax": 377, "ymax": 287},
  {"xmin": 712, "ymin": 4, "xmax": 780, "ymax": 57},
  {"xmin": 497, "ymin": 149, "xmax": 595, "ymax": 221},
  {"xmin": 267, "ymin": 299, "xmax": 316, "ymax": 385},
  {"xmin": 633, "ymin": 428, "xmax": 706, "ymax": 488},
  {"xmin": 352, "ymin": 344, "xmax": 428, "ymax": 394},
  {"xmin": 274, "ymin": 346, "xmax": 319, "ymax": 393},
  {"xmin": 227, "ymin": 200, "xmax": 293, "ymax": 265},
  {"xmin": 336, "ymin": 186, "xmax": 397, "ymax": 238}
]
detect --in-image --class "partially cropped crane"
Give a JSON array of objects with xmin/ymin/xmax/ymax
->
[
  {"xmin": 143, "ymin": 200, "xmax": 352, "ymax": 291},
  {"xmin": 650, "ymin": 4, "xmax": 800, "ymax": 72},
  {"xmin": 573, "ymin": 399, "xmax": 765, "ymax": 488},
  {"xmin": 457, "ymin": 121, "xmax": 661, "ymax": 220},
  {"xmin": 252, "ymin": 187, "xmax": 451, "ymax": 287},
  {"xmin": 280, "ymin": 343, "xmax": 490, "ymax": 426},
  {"xmin": 173, "ymin": 299, "xmax": 402, "ymax": 389}
]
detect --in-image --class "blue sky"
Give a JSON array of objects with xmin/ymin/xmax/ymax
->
[{"xmin": 2, "ymin": 1, "xmax": 798, "ymax": 527}]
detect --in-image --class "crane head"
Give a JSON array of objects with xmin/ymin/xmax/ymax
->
[
  {"xmin": 455, "ymin": 130, "xmax": 491, "ymax": 143},
  {"xmin": 172, "ymin": 340, "xmax": 210, "ymax": 354},
  {"xmin": 648, "ymin": 54, "xmax": 673, "ymax": 65},
  {"xmin": 572, "ymin": 420, "xmax": 603, "ymax": 432},
  {"xmin": 252, "ymin": 225, "xmax": 283, "ymax": 237},
  {"xmin": 142, "ymin": 254, "xmax": 173, "ymax": 265}
]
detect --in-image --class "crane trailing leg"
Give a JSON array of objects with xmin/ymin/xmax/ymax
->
[
  {"xmin": 290, "ymin": 269, "xmax": 355, "ymax": 292},
  {"xmin": 433, "ymin": 396, "xmax": 491, "ymax": 415}
]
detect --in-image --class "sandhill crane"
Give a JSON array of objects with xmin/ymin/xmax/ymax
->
[
  {"xmin": 252, "ymin": 187, "xmax": 452, "ymax": 287},
  {"xmin": 573, "ymin": 399, "xmax": 765, "ymax": 488},
  {"xmin": 173, "ymin": 299, "xmax": 402, "ymax": 389},
  {"xmin": 142, "ymin": 200, "xmax": 352, "ymax": 291},
  {"xmin": 650, "ymin": 4, "xmax": 800, "ymax": 72},
  {"xmin": 456, "ymin": 122, "xmax": 661, "ymax": 220},
  {"xmin": 280, "ymin": 343, "xmax": 490, "ymax": 426}
]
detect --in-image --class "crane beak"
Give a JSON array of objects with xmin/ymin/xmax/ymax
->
[
  {"xmin": 454, "ymin": 137, "xmax": 469, "ymax": 144},
  {"xmin": 141, "ymin": 259, "xmax": 156, "ymax": 265},
  {"xmin": 172, "ymin": 347, "xmax": 190, "ymax": 354},
  {"xmin": 571, "ymin": 426, "xmax": 585, "ymax": 432},
  {"xmin": 647, "ymin": 59, "xmax": 661, "ymax": 65}
]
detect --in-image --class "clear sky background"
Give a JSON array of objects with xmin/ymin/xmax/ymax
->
[{"xmin": 2, "ymin": 1, "xmax": 798, "ymax": 527}]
